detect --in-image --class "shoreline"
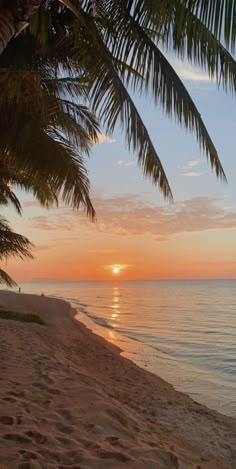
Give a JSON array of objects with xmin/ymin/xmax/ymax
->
[{"xmin": 0, "ymin": 291, "xmax": 235, "ymax": 468}]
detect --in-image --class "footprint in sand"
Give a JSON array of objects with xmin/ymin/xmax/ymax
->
[
  {"xmin": 24, "ymin": 430, "xmax": 47, "ymax": 444},
  {"xmin": 46, "ymin": 387, "xmax": 61, "ymax": 395},
  {"xmin": 58, "ymin": 408, "xmax": 72, "ymax": 420},
  {"xmin": 106, "ymin": 436, "xmax": 129, "ymax": 449},
  {"xmin": 56, "ymin": 435, "xmax": 75, "ymax": 447},
  {"xmin": 7, "ymin": 390, "xmax": 25, "ymax": 398},
  {"xmin": 19, "ymin": 449, "xmax": 38, "ymax": 461},
  {"xmin": 56, "ymin": 422, "xmax": 74, "ymax": 434},
  {"xmin": 96, "ymin": 449, "xmax": 131, "ymax": 462},
  {"xmin": 3, "ymin": 433, "xmax": 32, "ymax": 444},
  {"xmin": 3, "ymin": 396, "xmax": 18, "ymax": 403},
  {"xmin": 0, "ymin": 416, "xmax": 14, "ymax": 425},
  {"xmin": 32, "ymin": 382, "xmax": 60, "ymax": 395}
]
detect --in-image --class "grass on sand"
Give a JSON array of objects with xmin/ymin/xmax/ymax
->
[{"xmin": 0, "ymin": 308, "xmax": 45, "ymax": 325}]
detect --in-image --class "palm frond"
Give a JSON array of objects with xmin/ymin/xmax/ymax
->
[
  {"xmin": 184, "ymin": 0, "xmax": 236, "ymax": 52},
  {"xmin": 0, "ymin": 181, "xmax": 22, "ymax": 214},
  {"xmin": 1, "ymin": 0, "xmax": 233, "ymax": 206},
  {"xmin": 61, "ymin": 3, "xmax": 172, "ymax": 198},
  {"xmin": 0, "ymin": 268, "xmax": 17, "ymax": 287},
  {"xmin": 95, "ymin": 2, "xmax": 226, "ymax": 180},
  {"xmin": 146, "ymin": 1, "xmax": 236, "ymax": 95},
  {"xmin": 0, "ymin": 114, "xmax": 95, "ymax": 217},
  {"xmin": 0, "ymin": 217, "xmax": 33, "ymax": 261},
  {"xmin": 0, "ymin": 63, "xmax": 98, "ymax": 215}
]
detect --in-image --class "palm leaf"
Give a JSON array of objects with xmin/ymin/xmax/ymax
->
[
  {"xmin": 184, "ymin": 0, "xmax": 236, "ymax": 51},
  {"xmin": 0, "ymin": 62, "xmax": 98, "ymax": 216},
  {"xmin": 59, "ymin": 3, "xmax": 173, "ymax": 198},
  {"xmin": 0, "ymin": 180, "xmax": 22, "ymax": 215},
  {"xmin": 146, "ymin": 1, "xmax": 236, "ymax": 94},
  {"xmin": 0, "ymin": 268, "xmax": 17, "ymax": 287},
  {"xmin": 0, "ymin": 217, "xmax": 33, "ymax": 261},
  {"xmin": 95, "ymin": 2, "xmax": 226, "ymax": 180},
  {"xmin": 0, "ymin": 118, "xmax": 95, "ymax": 217}
]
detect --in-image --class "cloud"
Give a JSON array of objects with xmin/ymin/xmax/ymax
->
[
  {"xmin": 114, "ymin": 160, "xmax": 135, "ymax": 167},
  {"xmin": 34, "ymin": 241, "xmax": 71, "ymax": 251},
  {"xmin": 29, "ymin": 215, "xmax": 76, "ymax": 233},
  {"xmin": 179, "ymin": 159, "xmax": 204, "ymax": 175},
  {"xmin": 183, "ymin": 172, "xmax": 204, "ymax": 177},
  {"xmin": 96, "ymin": 133, "xmax": 116, "ymax": 144},
  {"xmin": 181, "ymin": 160, "xmax": 205, "ymax": 177},
  {"xmin": 174, "ymin": 63, "xmax": 215, "ymax": 83},
  {"xmin": 187, "ymin": 159, "xmax": 203, "ymax": 168},
  {"xmin": 179, "ymin": 69, "xmax": 212, "ymax": 82},
  {"xmin": 28, "ymin": 194, "xmax": 236, "ymax": 242}
]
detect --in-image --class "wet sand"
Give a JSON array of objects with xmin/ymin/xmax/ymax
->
[{"xmin": 0, "ymin": 291, "xmax": 235, "ymax": 468}]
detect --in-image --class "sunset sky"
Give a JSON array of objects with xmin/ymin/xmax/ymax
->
[{"xmin": 4, "ymin": 57, "xmax": 236, "ymax": 281}]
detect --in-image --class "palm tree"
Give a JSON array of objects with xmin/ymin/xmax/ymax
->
[
  {"xmin": 24, "ymin": 0, "xmax": 236, "ymax": 198},
  {"xmin": 0, "ymin": 216, "xmax": 33, "ymax": 287},
  {"xmin": 0, "ymin": 1, "xmax": 235, "ymax": 288},
  {"xmin": 0, "ymin": 1, "xmax": 236, "ymax": 199},
  {"xmin": 0, "ymin": 23, "xmax": 100, "ymax": 285},
  {"xmin": 0, "ymin": 31, "xmax": 100, "ymax": 217}
]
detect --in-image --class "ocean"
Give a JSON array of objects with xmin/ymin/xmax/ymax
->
[{"xmin": 16, "ymin": 279, "xmax": 236, "ymax": 418}]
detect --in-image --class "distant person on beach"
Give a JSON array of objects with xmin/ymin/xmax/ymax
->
[
  {"xmin": 18, "ymin": 287, "xmax": 21, "ymax": 293},
  {"xmin": 41, "ymin": 293, "xmax": 44, "ymax": 297}
]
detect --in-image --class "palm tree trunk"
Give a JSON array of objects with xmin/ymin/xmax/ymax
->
[{"xmin": 0, "ymin": 0, "xmax": 43, "ymax": 55}]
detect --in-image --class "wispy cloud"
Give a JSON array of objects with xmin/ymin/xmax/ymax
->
[
  {"xmin": 96, "ymin": 133, "xmax": 116, "ymax": 144},
  {"xmin": 183, "ymin": 171, "xmax": 204, "ymax": 177},
  {"xmin": 29, "ymin": 215, "xmax": 75, "ymax": 233},
  {"xmin": 29, "ymin": 195, "xmax": 236, "ymax": 242},
  {"xmin": 187, "ymin": 159, "xmax": 203, "ymax": 168},
  {"xmin": 178, "ymin": 68, "xmax": 213, "ymax": 82},
  {"xmin": 174, "ymin": 62, "xmax": 215, "ymax": 83},
  {"xmin": 180, "ymin": 159, "xmax": 205, "ymax": 176},
  {"xmin": 115, "ymin": 159, "xmax": 135, "ymax": 167}
]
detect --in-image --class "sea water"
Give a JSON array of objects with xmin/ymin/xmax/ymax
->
[{"xmin": 17, "ymin": 279, "xmax": 236, "ymax": 418}]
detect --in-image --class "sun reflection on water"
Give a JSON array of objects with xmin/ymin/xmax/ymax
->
[
  {"xmin": 110, "ymin": 284, "xmax": 121, "ymax": 326},
  {"xmin": 108, "ymin": 330, "xmax": 117, "ymax": 340}
]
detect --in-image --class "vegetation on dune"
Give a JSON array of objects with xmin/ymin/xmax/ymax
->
[
  {"xmin": 0, "ymin": 0, "xmax": 235, "ymax": 284},
  {"xmin": 0, "ymin": 308, "xmax": 45, "ymax": 325}
]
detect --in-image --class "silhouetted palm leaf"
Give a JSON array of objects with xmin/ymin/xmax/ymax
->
[
  {"xmin": 0, "ymin": 268, "xmax": 17, "ymax": 287},
  {"xmin": 0, "ymin": 50, "xmax": 99, "ymax": 216},
  {"xmin": 26, "ymin": 0, "xmax": 234, "ymax": 197},
  {"xmin": 0, "ymin": 217, "xmax": 33, "ymax": 261},
  {"xmin": 1, "ymin": 0, "xmax": 236, "ymax": 202},
  {"xmin": 0, "ymin": 217, "xmax": 33, "ymax": 286}
]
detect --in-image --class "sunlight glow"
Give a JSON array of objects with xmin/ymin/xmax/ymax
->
[{"xmin": 112, "ymin": 265, "xmax": 120, "ymax": 274}]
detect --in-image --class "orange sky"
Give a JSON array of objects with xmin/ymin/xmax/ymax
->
[
  {"xmin": 2, "ymin": 61, "xmax": 236, "ymax": 282},
  {"xmin": 5, "ymin": 195, "xmax": 236, "ymax": 281}
]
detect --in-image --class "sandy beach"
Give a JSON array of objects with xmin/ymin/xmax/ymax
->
[{"xmin": 0, "ymin": 291, "xmax": 235, "ymax": 468}]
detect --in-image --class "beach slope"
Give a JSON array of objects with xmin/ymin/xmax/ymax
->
[{"xmin": 0, "ymin": 291, "xmax": 235, "ymax": 468}]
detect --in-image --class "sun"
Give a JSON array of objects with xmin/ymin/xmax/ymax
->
[{"xmin": 112, "ymin": 265, "xmax": 120, "ymax": 275}]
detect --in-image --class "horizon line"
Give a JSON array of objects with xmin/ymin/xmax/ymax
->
[{"xmin": 16, "ymin": 277, "xmax": 236, "ymax": 283}]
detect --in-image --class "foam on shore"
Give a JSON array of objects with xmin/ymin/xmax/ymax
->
[{"xmin": 0, "ymin": 291, "xmax": 235, "ymax": 468}]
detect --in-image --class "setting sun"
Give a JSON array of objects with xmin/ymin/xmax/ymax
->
[{"xmin": 112, "ymin": 265, "xmax": 120, "ymax": 275}]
